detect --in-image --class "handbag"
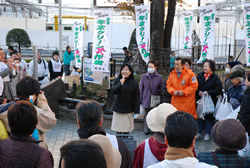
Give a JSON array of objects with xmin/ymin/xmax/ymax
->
[
  {"xmin": 147, "ymin": 79, "xmax": 160, "ymax": 108},
  {"xmin": 203, "ymin": 94, "xmax": 215, "ymax": 114},
  {"xmin": 196, "ymin": 99, "xmax": 205, "ymax": 120}
]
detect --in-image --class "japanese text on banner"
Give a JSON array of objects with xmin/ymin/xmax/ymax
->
[
  {"xmin": 182, "ymin": 11, "xmax": 193, "ymax": 56},
  {"xmin": 91, "ymin": 10, "xmax": 112, "ymax": 72},
  {"xmin": 74, "ymin": 22, "xmax": 84, "ymax": 68},
  {"xmin": 198, "ymin": 5, "xmax": 216, "ymax": 63},
  {"xmin": 135, "ymin": 4, "xmax": 150, "ymax": 64},
  {"xmin": 244, "ymin": 3, "xmax": 250, "ymax": 66}
]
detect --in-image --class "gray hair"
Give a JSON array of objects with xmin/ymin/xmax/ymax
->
[{"xmin": 235, "ymin": 77, "xmax": 244, "ymax": 83}]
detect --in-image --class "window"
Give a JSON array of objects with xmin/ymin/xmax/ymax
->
[
  {"xmin": 3, "ymin": 7, "xmax": 6, "ymax": 12},
  {"xmin": 46, "ymin": 25, "xmax": 54, "ymax": 31},
  {"xmin": 39, "ymin": 0, "xmax": 42, "ymax": 3},
  {"xmin": 55, "ymin": 0, "xmax": 59, "ymax": 4},
  {"xmin": 64, "ymin": 26, "xmax": 72, "ymax": 31}
]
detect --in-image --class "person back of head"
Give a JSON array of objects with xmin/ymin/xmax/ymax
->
[
  {"xmin": 8, "ymin": 46, "xmax": 14, "ymax": 52},
  {"xmin": 76, "ymin": 101, "xmax": 104, "ymax": 138},
  {"xmin": 16, "ymin": 77, "xmax": 40, "ymax": 99},
  {"xmin": 59, "ymin": 139, "xmax": 107, "ymax": 168},
  {"xmin": 165, "ymin": 111, "xmax": 197, "ymax": 148},
  {"xmin": 8, "ymin": 100, "xmax": 37, "ymax": 136}
]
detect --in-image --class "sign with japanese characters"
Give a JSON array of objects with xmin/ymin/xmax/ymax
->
[
  {"xmin": 244, "ymin": 3, "xmax": 250, "ymax": 66},
  {"xmin": 135, "ymin": 4, "xmax": 150, "ymax": 64},
  {"xmin": 92, "ymin": 9, "xmax": 112, "ymax": 72},
  {"xmin": 198, "ymin": 5, "xmax": 216, "ymax": 63},
  {"xmin": 84, "ymin": 58, "xmax": 103, "ymax": 84},
  {"xmin": 182, "ymin": 11, "xmax": 193, "ymax": 56},
  {"xmin": 74, "ymin": 22, "xmax": 84, "ymax": 68}
]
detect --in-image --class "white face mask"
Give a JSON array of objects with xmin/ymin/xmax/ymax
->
[
  {"xmin": 225, "ymin": 68, "xmax": 230, "ymax": 74},
  {"xmin": 148, "ymin": 68, "xmax": 156, "ymax": 74}
]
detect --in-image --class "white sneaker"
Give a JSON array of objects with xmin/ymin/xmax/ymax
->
[
  {"xmin": 196, "ymin": 133, "xmax": 202, "ymax": 139},
  {"xmin": 204, "ymin": 134, "xmax": 210, "ymax": 141}
]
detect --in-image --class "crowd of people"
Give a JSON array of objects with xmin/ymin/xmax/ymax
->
[{"xmin": 0, "ymin": 45, "xmax": 250, "ymax": 168}]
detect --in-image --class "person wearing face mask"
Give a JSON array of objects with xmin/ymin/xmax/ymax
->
[
  {"xmin": 111, "ymin": 64, "xmax": 140, "ymax": 134},
  {"xmin": 139, "ymin": 60, "xmax": 164, "ymax": 135},
  {"xmin": 167, "ymin": 57, "xmax": 198, "ymax": 119},
  {"xmin": 224, "ymin": 61, "xmax": 245, "ymax": 93}
]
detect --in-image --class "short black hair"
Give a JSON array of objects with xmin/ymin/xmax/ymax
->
[
  {"xmin": 147, "ymin": 60, "xmax": 157, "ymax": 67},
  {"xmin": 184, "ymin": 58, "xmax": 191, "ymax": 67},
  {"xmin": 203, "ymin": 59, "xmax": 216, "ymax": 72},
  {"xmin": 8, "ymin": 46, "xmax": 14, "ymax": 51},
  {"xmin": 16, "ymin": 77, "xmax": 40, "ymax": 98},
  {"xmin": 123, "ymin": 47, "xmax": 127, "ymax": 50},
  {"xmin": 8, "ymin": 100, "xmax": 37, "ymax": 135},
  {"xmin": 66, "ymin": 46, "xmax": 71, "ymax": 50},
  {"xmin": 76, "ymin": 101, "xmax": 103, "ymax": 128},
  {"xmin": 52, "ymin": 51, "xmax": 59, "ymax": 57},
  {"xmin": 60, "ymin": 139, "xmax": 107, "ymax": 168},
  {"xmin": 17, "ymin": 51, "xmax": 21, "ymax": 54},
  {"xmin": 119, "ymin": 63, "xmax": 134, "ymax": 79},
  {"xmin": 0, "ymin": 97, "xmax": 5, "ymax": 104},
  {"xmin": 165, "ymin": 111, "xmax": 197, "ymax": 148},
  {"xmin": 175, "ymin": 57, "xmax": 185, "ymax": 65}
]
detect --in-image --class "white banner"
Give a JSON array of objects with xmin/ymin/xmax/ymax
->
[
  {"xmin": 244, "ymin": 3, "xmax": 250, "ymax": 66},
  {"xmin": 91, "ymin": 9, "xmax": 112, "ymax": 72},
  {"xmin": 182, "ymin": 11, "xmax": 193, "ymax": 56},
  {"xmin": 74, "ymin": 22, "xmax": 84, "ymax": 68},
  {"xmin": 198, "ymin": 5, "xmax": 216, "ymax": 63},
  {"xmin": 135, "ymin": 4, "xmax": 150, "ymax": 64}
]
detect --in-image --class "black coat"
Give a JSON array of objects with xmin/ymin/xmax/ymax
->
[
  {"xmin": 196, "ymin": 72, "xmax": 222, "ymax": 120},
  {"xmin": 239, "ymin": 88, "xmax": 250, "ymax": 135},
  {"xmin": 196, "ymin": 72, "xmax": 222, "ymax": 105},
  {"xmin": 112, "ymin": 75, "xmax": 140, "ymax": 114},
  {"xmin": 48, "ymin": 61, "xmax": 63, "ymax": 81}
]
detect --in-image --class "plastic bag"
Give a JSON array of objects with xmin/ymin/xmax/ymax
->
[
  {"xmin": 238, "ymin": 133, "xmax": 250, "ymax": 157},
  {"xmin": 225, "ymin": 106, "xmax": 240, "ymax": 120},
  {"xmin": 196, "ymin": 99, "xmax": 205, "ymax": 120},
  {"xmin": 214, "ymin": 96, "xmax": 222, "ymax": 116},
  {"xmin": 0, "ymin": 76, "xmax": 3, "ymax": 96},
  {"xmin": 203, "ymin": 94, "xmax": 215, "ymax": 114},
  {"xmin": 215, "ymin": 95, "xmax": 233, "ymax": 121}
]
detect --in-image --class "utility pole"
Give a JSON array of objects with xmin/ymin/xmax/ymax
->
[{"xmin": 59, "ymin": 0, "xmax": 63, "ymax": 60}]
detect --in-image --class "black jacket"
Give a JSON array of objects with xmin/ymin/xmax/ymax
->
[
  {"xmin": 112, "ymin": 75, "xmax": 140, "ymax": 114},
  {"xmin": 48, "ymin": 61, "xmax": 63, "ymax": 81},
  {"xmin": 196, "ymin": 72, "xmax": 222, "ymax": 106},
  {"xmin": 239, "ymin": 88, "xmax": 250, "ymax": 135}
]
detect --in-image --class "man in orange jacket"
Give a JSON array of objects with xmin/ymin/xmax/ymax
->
[{"xmin": 167, "ymin": 57, "xmax": 198, "ymax": 119}]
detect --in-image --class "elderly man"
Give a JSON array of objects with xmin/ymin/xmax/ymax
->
[{"xmin": 167, "ymin": 57, "xmax": 198, "ymax": 119}]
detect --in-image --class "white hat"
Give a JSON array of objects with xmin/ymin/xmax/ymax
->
[
  {"xmin": 88, "ymin": 134, "xmax": 122, "ymax": 168},
  {"xmin": 146, "ymin": 103, "xmax": 177, "ymax": 133}
]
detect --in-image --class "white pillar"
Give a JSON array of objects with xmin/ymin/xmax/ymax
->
[{"xmin": 32, "ymin": 45, "xmax": 38, "ymax": 80}]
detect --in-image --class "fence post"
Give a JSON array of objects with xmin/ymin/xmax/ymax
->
[{"xmin": 228, "ymin": 43, "xmax": 231, "ymax": 62}]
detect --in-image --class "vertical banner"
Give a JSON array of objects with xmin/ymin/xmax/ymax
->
[
  {"xmin": 91, "ymin": 9, "xmax": 112, "ymax": 72},
  {"xmin": 198, "ymin": 5, "xmax": 216, "ymax": 63},
  {"xmin": 74, "ymin": 22, "xmax": 84, "ymax": 68},
  {"xmin": 182, "ymin": 11, "xmax": 193, "ymax": 56},
  {"xmin": 135, "ymin": 4, "xmax": 150, "ymax": 64},
  {"xmin": 244, "ymin": 3, "xmax": 250, "ymax": 66}
]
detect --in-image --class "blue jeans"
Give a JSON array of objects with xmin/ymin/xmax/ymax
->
[
  {"xmin": 197, "ymin": 119, "xmax": 213, "ymax": 134},
  {"xmin": 64, "ymin": 64, "xmax": 70, "ymax": 76}
]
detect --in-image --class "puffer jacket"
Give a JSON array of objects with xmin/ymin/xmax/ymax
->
[
  {"xmin": 227, "ymin": 82, "xmax": 246, "ymax": 110},
  {"xmin": 239, "ymin": 88, "xmax": 250, "ymax": 135}
]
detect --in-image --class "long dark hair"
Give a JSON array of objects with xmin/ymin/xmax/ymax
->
[
  {"xmin": 76, "ymin": 101, "xmax": 105, "ymax": 138},
  {"xmin": 118, "ymin": 63, "xmax": 134, "ymax": 79}
]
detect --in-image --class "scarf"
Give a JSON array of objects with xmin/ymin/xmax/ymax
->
[
  {"xmin": 204, "ymin": 72, "xmax": 213, "ymax": 81},
  {"xmin": 51, "ymin": 59, "xmax": 62, "ymax": 72},
  {"xmin": 77, "ymin": 126, "xmax": 106, "ymax": 139},
  {"xmin": 164, "ymin": 146, "xmax": 194, "ymax": 160}
]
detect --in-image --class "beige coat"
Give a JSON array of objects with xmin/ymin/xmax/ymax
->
[{"xmin": 0, "ymin": 94, "xmax": 57, "ymax": 149}]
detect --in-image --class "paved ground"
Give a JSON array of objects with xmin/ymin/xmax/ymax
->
[{"xmin": 46, "ymin": 120, "xmax": 217, "ymax": 168}]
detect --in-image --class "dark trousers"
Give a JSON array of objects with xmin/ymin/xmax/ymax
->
[
  {"xmin": 144, "ymin": 108, "xmax": 152, "ymax": 133},
  {"xmin": 197, "ymin": 119, "xmax": 213, "ymax": 134},
  {"xmin": 64, "ymin": 64, "xmax": 70, "ymax": 76}
]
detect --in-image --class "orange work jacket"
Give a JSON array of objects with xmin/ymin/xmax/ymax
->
[{"xmin": 167, "ymin": 67, "xmax": 198, "ymax": 119}]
